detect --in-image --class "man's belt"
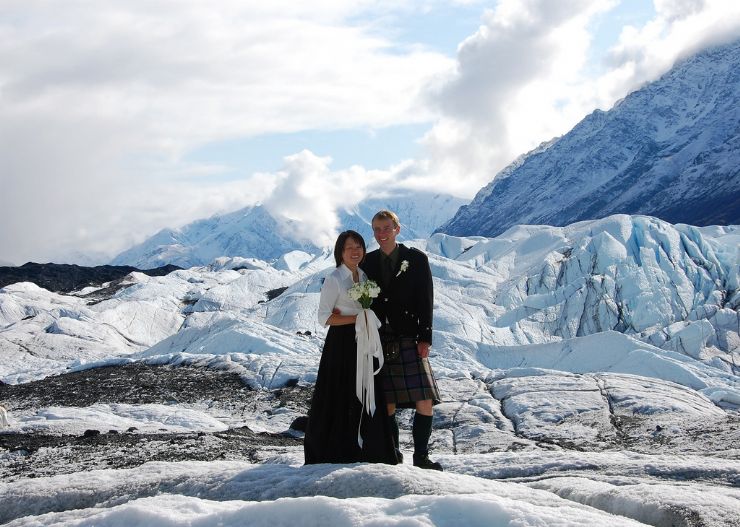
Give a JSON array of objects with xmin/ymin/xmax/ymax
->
[{"xmin": 380, "ymin": 330, "xmax": 416, "ymax": 346}]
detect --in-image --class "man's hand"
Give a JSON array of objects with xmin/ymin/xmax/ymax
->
[{"xmin": 417, "ymin": 341, "xmax": 431, "ymax": 359}]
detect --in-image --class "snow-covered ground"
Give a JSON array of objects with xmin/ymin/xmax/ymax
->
[
  {"xmin": 7, "ymin": 403, "xmax": 230, "ymax": 435},
  {"xmin": 1, "ymin": 214, "xmax": 739, "ymax": 525},
  {"xmin": 2, "ymin": 454, "xmax": 738, "ymax": 526}
]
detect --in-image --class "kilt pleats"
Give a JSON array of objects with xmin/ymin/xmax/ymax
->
[{"xmin": 381, "ymin": 342, "xmax": 440, "ymax": 408}]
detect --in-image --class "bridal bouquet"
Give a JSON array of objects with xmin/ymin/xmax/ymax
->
[{"xmin": 348, "ymin": 280, "xmax": 381, "ymax": 309}]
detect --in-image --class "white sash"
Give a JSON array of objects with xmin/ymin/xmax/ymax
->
[{"xmin": 354, "ymin": 308, "xmax": 384, "ymax": 447}]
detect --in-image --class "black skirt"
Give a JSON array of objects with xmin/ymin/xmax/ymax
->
[{"xmin": 304, "ymin": 324, "xmax": 399, "ymax": 465}]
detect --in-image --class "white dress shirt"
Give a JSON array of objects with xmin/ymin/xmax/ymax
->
[{"xmin": 317, "ymin": 264, "xmax": 367, "ymax": 326}]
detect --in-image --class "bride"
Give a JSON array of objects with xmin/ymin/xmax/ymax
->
[{"xmin": 303, "ymin": 230, "xmax": 399, "ymax": 465}]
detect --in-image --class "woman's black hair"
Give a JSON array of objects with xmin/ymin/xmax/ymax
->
[{"xmin": 333, "ymin": 230, "xmax": 366, "ymax": 267}]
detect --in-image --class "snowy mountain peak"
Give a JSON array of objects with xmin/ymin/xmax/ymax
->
[
  {"xmin": 111, "ymin": 205, "xmax": 316, "ymax": 269},
  {"xmin": 112, "ymin": 192, "xmax": 468, "ymax": 269},
  {"xmin": 438, "ymin": 39, "xmax": 740, "ymax": 238}
]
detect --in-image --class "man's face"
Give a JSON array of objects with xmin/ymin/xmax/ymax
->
[{"xmin": 372, "ymin": 218, "xmax": 399, "ymax": 250}]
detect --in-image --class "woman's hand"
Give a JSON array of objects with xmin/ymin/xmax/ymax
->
[{"xmin": 327, "ymin": 309, "xmax": 357, "ymax": 326}]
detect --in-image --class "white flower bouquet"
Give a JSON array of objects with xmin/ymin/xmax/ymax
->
[{"xmin": 348, "ymin": 280, "xmax": 381, "ymax": 309}]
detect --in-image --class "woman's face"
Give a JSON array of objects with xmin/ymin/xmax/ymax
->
[{"xmin": 342, "ymin": 237, "xmax": 365, "ymax": 269}]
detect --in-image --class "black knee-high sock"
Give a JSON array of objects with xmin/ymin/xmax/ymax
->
[
  {"xmin": 388, "ymin": 413, "xmax": 400, "ymax": 449},
  {"xmin": 412, "ymin": 413, "xmax": 433, "ymax": 457}
]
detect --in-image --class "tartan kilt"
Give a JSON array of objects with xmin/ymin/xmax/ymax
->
[{"xmin": 381, "ymin": 341, "xmax": 441, "ymax": 408}]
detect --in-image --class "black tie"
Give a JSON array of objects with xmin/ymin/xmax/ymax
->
[{"xmin": 384, "ymin": 258, "xmax": 394, "ymax": 289}]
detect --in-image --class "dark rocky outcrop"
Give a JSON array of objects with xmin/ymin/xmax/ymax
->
[
  {"xmin": 0, "ymin": 262, "xmax": 181, "ymax": 293},
  {"xmin": 0, "ymin": 363, "xmax": 310, "ymax": 482}
]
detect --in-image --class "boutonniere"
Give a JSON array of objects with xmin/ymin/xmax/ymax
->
[{"xmin": 396, "ymin": 260, "xmax": 409, "ymax": 277}]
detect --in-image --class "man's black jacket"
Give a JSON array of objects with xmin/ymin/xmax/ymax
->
[{"xmin": 361, "ymin": 244, "xmax": 434, "ymax": 344}]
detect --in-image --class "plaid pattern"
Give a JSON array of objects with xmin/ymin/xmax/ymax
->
[{"xmin": 382, "ymin": 341, "xmax": 441, "ymax": 408}]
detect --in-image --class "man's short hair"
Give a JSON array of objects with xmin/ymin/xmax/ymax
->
[{"xmin": 371, "ymin": 209, "xmax": 400, "ymax": 228}]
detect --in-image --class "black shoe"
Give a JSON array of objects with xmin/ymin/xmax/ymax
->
[
  {"xmin": 413, "ymin": 454, "xmax": 443, "ymax": 471},
  {"xmin": 395, "ymin": 449, "xmax": 404, "ymax": 464}
]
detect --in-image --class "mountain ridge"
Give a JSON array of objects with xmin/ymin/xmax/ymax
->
[
  {"xmin": 437, "ymin": 39, "xmax": 740, "ymax": 237},
  {"xmin": 112, "ymin": 192, "xmax": 468, "ymax": 269}
]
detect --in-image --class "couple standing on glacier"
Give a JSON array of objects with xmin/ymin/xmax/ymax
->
[{"xmin": 303, "ymin": 209, "xmax": 443, "ymax": 471}]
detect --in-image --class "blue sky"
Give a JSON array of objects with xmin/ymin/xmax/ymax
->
[
  {"xmin": 185, "ymin": 123, "xmax": 431, "ymax": 177},
  {"xmin": 185, "ymin": 1, "xmax": 658, "ymax": 178},
  {"xmin": 2, "ymin": 0, "xmax": 738, "ymax": 264},
  {"xmin": 184, "ymin": 3, "xmax": 491, "ymax": 177}
]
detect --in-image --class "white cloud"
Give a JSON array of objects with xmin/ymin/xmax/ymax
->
[
  {"xmin": 653, "ymin": 0, "xmax": 707, "ymax": 22},
  {"xmin": 263, "ymin": 150, "xmax": 397, "ymax": 247},
  {"xmin": 415, "ymin": 0, "xmax": 740, "ymax": 198},
  {"xmin": 417, "ymin": 0, "xmax": 616, "ymax": 196},
  {"xmin": 601, "ymin": 0, "xmax": 740, "ymax": 100},
  {"xmin": 0, "ymin": 1, "xmax": 452, "ymax": 152},
  {"xmin": 0, "ymin": 1, "xmax": 453, "ymax": 264}
]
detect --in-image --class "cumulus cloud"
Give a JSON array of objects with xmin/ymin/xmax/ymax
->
[
  {"xmin": 601, "ymin": 0, "xmax": 740, "ymax": 101},
  {"xmin": 262, "ymin": 150, "xmax": 396, "ymax": 247},
  {"xmin": 414, "ymin": 0, "xmax": 740, "ymax": 198},
  {"xmin": 0, "ymin": 1, "xmax": 452, "ymax": 264},
  {"xmin": 0, "ymin": 1, "xmax": 451, "ymax": 151},
  {"xmin": 415, "ymin": 0, "xmax": 616, "ymax": 196}
]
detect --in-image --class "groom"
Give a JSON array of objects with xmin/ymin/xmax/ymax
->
[{"xmin": 361, "ymin": 209, "xmax": 442, "ymax": 470}]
